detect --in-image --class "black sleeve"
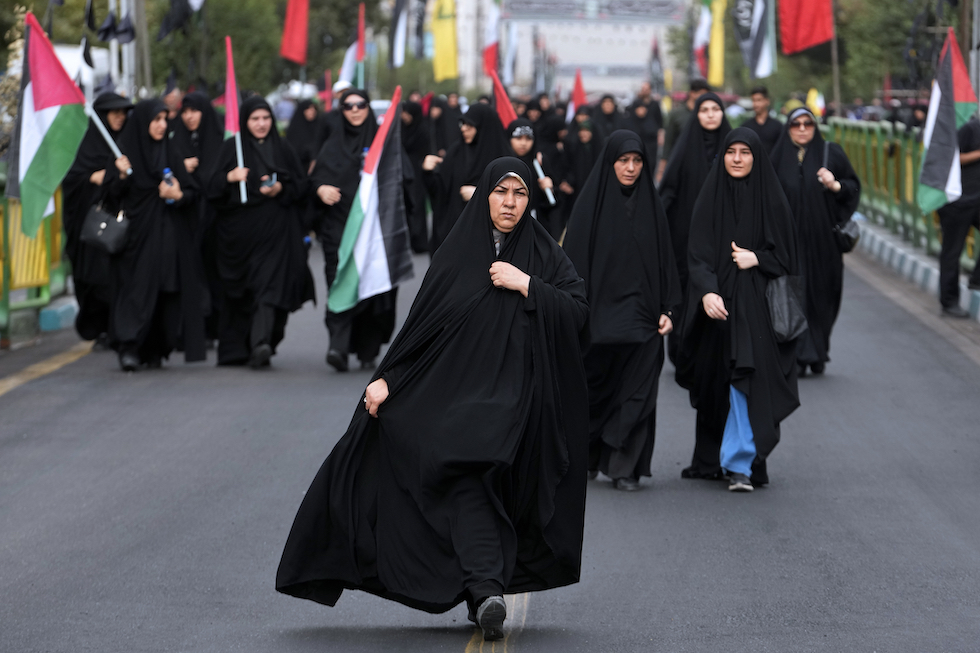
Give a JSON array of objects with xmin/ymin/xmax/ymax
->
[{"xmin": 959, "ymin": 120, "xmax": 980, "ymax": 153}]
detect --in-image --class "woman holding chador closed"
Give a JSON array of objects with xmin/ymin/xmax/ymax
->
[
  {"xmin": 675, "ymin": 128, "xmax": 800, "ymax": 491},
  {"xmin": 207, "ymin": 96, "xmax": 315, "ymax": 368},
  {"xmin": 102, "ymin": 99, "xmax": 207, "ymax": 372},
  {"xmin": 564, "ymin": 130, "xmax": 681, "ymax": 491},
  {"xmin": 771, "ymin": 107, "xmax": 860, "ymax": 376},
  {"xmin": 277, "ymin": 158, "xmax": 590, "ymax": 642}
]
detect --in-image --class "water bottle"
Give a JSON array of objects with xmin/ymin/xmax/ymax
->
[
  {"xmin": 360, "ymin": 147, "xmax": 369, "ymax": 176},
  {"xmin": 162, "ymin": 167, "xmax": 175, "ymax": 205}
]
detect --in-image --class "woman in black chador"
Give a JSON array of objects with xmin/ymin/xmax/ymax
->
[
  {"xmin": 313, "ymin": 89, "xmax": 397, "ymax": 372},
  {"xmin": 102, "ymin": 99, "xmax": 206, "ymax": 372},
  {"xmin": 423, "ymin": 103, "xmax": 508, "ymax": 253},
  {"xmin": 675, "ymin": 128, "xmax": 800, "ymax": 489},
  {"xmin": 207, "ymin": 96, "xmax": 315, "ymax": 368},
  {"xmin": 771, "ymin": 107, "xmax": 860, "ymax": 376},
  {"xmin": 285, "ymin": 98, "xmax": 325, "ymax": 175},
  {"xmin": 277, "ymin": 158, "xmax": 590, "ymax": 643},
  {"xmin": 564, "ymin": 130, "xmax": 680, "ymax": 491},
  {"xmin": 505, "ymin": 118, "xmax": 559, "ymax": 239},
  {"xmin": 659, "ymin": 92, "xmax": 731, "ymax": 362},
  {"xmin": 62, "ymin": 92, "xmax": 132, "ymax": 345},
  {"xmin": 401, "ymin": 100, "xmax": 431, "ymax": 253}
]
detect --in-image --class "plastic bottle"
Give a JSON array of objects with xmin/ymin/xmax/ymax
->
[{"xmin": 162, "ymin": 167, "xmax": 175, "ymax": 205}]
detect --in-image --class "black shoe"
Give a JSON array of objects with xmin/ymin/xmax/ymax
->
[
  {"xmin": 681, "ymin": 466, "xmax": 726, "ymax": 480},
  {"xmin": 798, "ymin": 363, "xmax": 808, "ymax": 378},
  {"xmin": 249, "ymin": 344, "xmax": 272, "ymax": 369},
  {"xmin": 146, "ymin": 356, "xmax": 162, "ymax": 369},
  {"xmin": 810, "ymin": 361, "xmax": 825, "ymax": 374},
  {"xmin": 476, "ymin": 595, "xmax": 506, "ymax": 641},
  {"xmin": 587, "ymin": 470, "xmax": 598, "ymax": 481},
  {"xmin": 118, "ymin": 352, "xmax": 139, "ymax": 372},
  {"xmin": 93, "ymin": 333, "xmax": 110, "ymax": 351},
  {"xmin": 613, "ymin": 477, "xmax": 641, "ymax": 491},
  {"xmin": 728, "ymin": 473, "xmax": 754, "ymax": 492},
  {"xmin": 326, "ymin": 349, "xmax": 348, "ymax": 372},
  {"xmin": 360, "ymin": 358, "xmax": 376, "ymax": 371},
  {"xmin": 942, "ymin": 305, "xmax": 970, "ymax": 318}
]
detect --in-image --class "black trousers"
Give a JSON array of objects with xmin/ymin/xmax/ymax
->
[
  {"xmin": 119, "ymin": 292, "xmax": 180, "ymax": 363},
  {"xmin": 218, "ymin": 295, "xmax": 287, "ymax": 365},
  {"xmin": 938, "ymin": 203, "xmax": 980, "ymax": 308},
  {"xmin": 451, "ymin": 475, "xmax": 505, "ymax": 612}
]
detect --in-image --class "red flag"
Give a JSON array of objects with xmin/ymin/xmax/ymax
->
[
  {"xmin": 224, "ymin": 36, "xmax": 239, "ymax": 136},
  {"xmin": 421, "ymin": 91, "xmax": 433, "ymax": 117},
  {"xmin": 489, "ymin": 70, "xmax": 517, "ymax": 128},
  {"xmin": 319, "ymin": 69, "xmax": 333, "ymax": 106},
  {"xmin": 280, "ymin": 0, "xmax": 309, "ymax": 65},
  {"xmin": 566, "ymin": 68, "xmax": 586, "ymax": 122},
  {"xmin": 779, "ymin": 0, "xmax": 834, "ymax": 55},
  {"xmin": 356, "ymin": 3, "xmax": 366, "ymax": 62}
]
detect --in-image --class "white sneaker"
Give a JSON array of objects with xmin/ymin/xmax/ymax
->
[{"xmin": 728, "ymin": 473, "xmax": 754, "ymax": 492}]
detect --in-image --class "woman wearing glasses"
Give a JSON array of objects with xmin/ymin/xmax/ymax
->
[{"xmin": 771, "ymin": 107, "xmax": 860, "ymax": 377}]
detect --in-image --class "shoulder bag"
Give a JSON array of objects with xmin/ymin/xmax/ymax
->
[
  {"xmin": 766, "ymin": 275, "xmax": 808, "ymax": 343},
  {"xmin": 80, "ymin": 202, "xmax": 129, "ymax": 255},
  {"xmin": 824, "ymin": 141, "xmax": 860, "ymax": 253}
]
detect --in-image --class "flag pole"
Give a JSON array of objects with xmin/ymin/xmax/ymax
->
[
  {"xmin": 84, "ymin": 103, "xmax": 131, "ymax": 175},
  {"xmin": 234, "ymin": 131, "xmax": 247, "ymax": 204},
  {"xmin": 831, "ymin": 0, "xmax": 841, "ymax": 116}
]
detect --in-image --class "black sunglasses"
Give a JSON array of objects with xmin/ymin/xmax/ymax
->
[
  {"xmin": 342, "ymin": 101, "xmax": 368, "ymax": 111},
  {"xmin": 791, "ymin": 120, "xmax": 815, "ymax": 129}
]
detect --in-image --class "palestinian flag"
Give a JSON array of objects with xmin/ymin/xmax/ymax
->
[
  {"xmin": 693, "ymin": 0, "xmax": 712, "ymax": 79},
  {"xmin": 918, "ymin": 28, "xmax": 979, "ymax": 213},
  {"xmin": 566, "ymin": 68, "xmax": 586, "ymax": 124},
  {"xmin": 5, "ymin": 12, "xmax": 88, "ymax": 238},
  {"xmin": 328, "ymin": 87, "xmax": 413, "ymax": 313}
]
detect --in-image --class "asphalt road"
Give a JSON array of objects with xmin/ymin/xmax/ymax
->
[{"xmin": 1, "ymin": 247, "xmax": 978, "ymax": 652}]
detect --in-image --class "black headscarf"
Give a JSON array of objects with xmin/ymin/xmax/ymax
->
[
  {"xmin": 593, "ymin": 94, "xmax": 623, "ymax": 143},
  {"xmin": 115, "ymin": 98, "xmax": 170, "ymax": 190},
  {"xmin": 564, "ymin": 130, "xmax": 680, "ymax": 343},
  {"xmin": 277, "ymin": 157, "xmax": 590, "ymax": 613},
  {"xmin": 312, "ymin": 89, "xmax": 378, "ymax": 189},
  {"xmin": 658, "ymin": 92, "xmax": 731, "ymax": 286},
  {"xmin": 506, "ymin": 117, "xmax": 538, "ymax": 170},
  {"xmin": 677, "ymin": 128, "xmax": 799, "ymax": 456},
  {"xmin": 400, "ymin": 100, "xmax": 429, "ymax": 159},
  {"xmin": 168, "ymin": 91, "xmax": 223, "ymax": 186},
  {"xmin": 452, "ymin": 103, "xmax": 509, "ymax": 186},
  {"xmin": 285, "ymin": 98, "xmax": 325, "ymax": 171},
  {"xmin": 429, "ymin": 96, "xmax": 455, "ymax": 153},
  {"xmin": 70, "ymin": 92, "xmax": 132, "ymax": 176},
  {"xmin": 536, "ymin": 115, "xmax": 566, "ymax": 174}
]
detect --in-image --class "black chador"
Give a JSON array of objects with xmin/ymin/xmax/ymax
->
[
  {"xmin": 62, "ymin": 92, "xmax": 131, "ymax": 342},
  {"xmin": 505, "ymin": 118, "xmax": 561, "ymax": 240},
  {"xmin": 206, "ymin": 96, "xmax": 315, "ymax": 368},
  {"xmin": 285, "ymin": 99, "xmax": 326, "ymax": 174},
  {"xmin": 277, "ymin": 158, "xmax": 590, "ymax": 623},
  {"xmin": 424, "ymin": 103, "xmax": 508, "ymax": 253},
  {"xmin": 313, "ymin": 89, "xmax": 398, "ymax": 371},
  {"xmin": 770, "ymin": 108, "xmax": 860, "ymax": 374},
  {"xmin": 658, "ymin": 92, "xmax": 731, "ymax": 361},
  {"xmin": 102, "ymin": 99, "xmax": 207, "ymax": 370},
  {"xmin": 564, "ymin": 130, "xmax": 681, "ymax": 489},
  {"xmin": 401, "ymin": 100, "xmax": 431, "ymax": 253},
  {"xmin": 675, "ymin": 128, "xmax": 800, "ymax": 483}
]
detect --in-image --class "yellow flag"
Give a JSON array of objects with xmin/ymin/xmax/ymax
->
[
  {"xmin": 708, "ymin": 0, "xmax": 727, "ymax": 88},
  {"xmin": 433, "ymin": 0, "xmax": 458, "ymax": 82}
]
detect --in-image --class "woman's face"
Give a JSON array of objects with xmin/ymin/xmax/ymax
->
[
  {"xmin": 247, "ymin": 109, "xmax": 273, "ymax": 139},
  {"xmin": 789, "ymin": 113, "xmax": 816, "ymax": 145},
  {"xmin": 634, "ymin": 105, "xmax": 648, "ymax": 119},
  {"xmin": 148, "ymin": 111, "xmax": 168, "ymax": 141},
  {"xmin": 578, "ymin": 129, "xmax": 593, "ymax": 143},
  {"xmin": 401, "ymin": 110, "xmax": 413, "ymax": 125},
  {"xmin": 601, "ymin": 98, "xmax": 615, "ymax": 115},
  {"xmin": 342, "ymin": 94, "xmax": 369, "ymax": 127},
  {"xmin": 525, "ymin": 108, "xmax": 541, "ymax": 123},
  {"xmin": 510, "ymin": 135, "xmax": 534, "ymax": 157},
  {"xmin": 697, "ymin": 100, "xmax": 723, "ymax": 131},
  {"xmin": 488, "ymin": 176, "xmax": 529, "ymax": 233},
  {"xmin": 613, "ymin": 152, "xmax": 643, "ymax": 186},
  {"xmin": 106, "ymin": 109, "xmax": 127, "ymax": 132},
  {"xmin": 460, "ymin": 122, "xmax": 477, "ymax": 144},
  {"xmin": 539, "ymin": 96, "xmax": 551, "ymax": 111},
  {"xmin": 303, "ymin": 104, "xmax": 317, "ymax": 122},
  {"xmin": 430, "ymin": 106, "xmax": 442, "ymax": 120},
  {"xmin": 181, "ymin": 107, "xmax": 202, "ymax": 132},
  {"xmin": 724, "ymin": 142, "xmax": 754, "ymax": 178}
]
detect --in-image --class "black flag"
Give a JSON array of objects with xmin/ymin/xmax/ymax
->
[
  {"xmin": 158, "ymin": 0, "xmax": 192, "ymax": 40},
  {"xmin": 84, "ymin": 0, "xmax": 97, "ymax": 30},
  {"xmin": 97, "ymin": 12, "xmax": 116, "ymax": 41},
  {"xmin": 116, "ymin": 13, "xmax": 136, "ymax": 44}
]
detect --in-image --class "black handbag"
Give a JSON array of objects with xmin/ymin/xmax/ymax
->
[
  {"xmin": 80, "ymin": 203, "xmax": 129, "ymax": 255},
  {"xmin": 766, "ymin": 275, "xmax": 808, "ymax": 343},
  {"xmin": 823, "ymin": 141, "xmax": 860, "ymax": 253}
]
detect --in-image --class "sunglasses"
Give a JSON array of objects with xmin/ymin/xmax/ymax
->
[
  {"xmin": 342, "ymin": 101, "xmax": 368, "ymax": 111},
  {"xmin": 791, "ymin": 120, "xmax": 815, "ymax": 129}
]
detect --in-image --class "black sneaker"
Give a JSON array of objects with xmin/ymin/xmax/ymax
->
[
  {"xmin": 728, "ymin": 473, "xmax": 754, "ymax": 492},
  {"xmin": 118, "ymin": 352, "xmax": 139, "ymax": 372},
  {"xmin": 810, "ymin": 361, "xmax": 825, "ymax": 374},
  {"xmin": 326, "ymin": 349, "xmax": 349, "ymax": 372},
  {"xmin": 613, "ymin": 477, "xmax": 641, "ymax": 491},
  {"xmin": 942, "ymin": 305, "xmax": 970, "ymax": 318},
  {"xmin": 476, "ymin": 595, "xmax": 506, "ymax": 641},
  {"xmin": 249, "ymin": 344, "xmax": 272, "ymax": 369}
]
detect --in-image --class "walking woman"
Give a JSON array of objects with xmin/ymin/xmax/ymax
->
[
  {"xmin": 771, "ymin": 107, "xmax": 861, "ymax": 376},
  {"xmin": 285, "ymin": 98, "xmax": 326, "ymax": 175},
  {"xmin": 102, "ymin": 99, "xmax": 207, "ymax": 371},
  {"xmin": 659, "ymin": 92, "xmax": 731, "ymax": 362},
  {"xmin": 63, "ymin": 92, "xmax": 132, "ymax": 345},
  {"xmin": 423, "ymin": 103, "xmax": 508, "ymax": 253},
  {"xmin": 564, "ymin": 130, "xmax": 680, "ymax": 491},
  {"xmin": 401, "ymin": 100, "xmax": 431, "ymax": 253},
  {"xmin": 207, "ymin": 96, "xmax": 315, "ymax": 368},
  {"xmin": 277, "ymin": 158, "xmax": 589, "ymax": 642},
  {"xmin": 505, "ymin": 118, "xmax": 559, "ymax": 239},
  {"xmin": 675, "ymin": 128, "xmax": 800, "ymax": 489}
]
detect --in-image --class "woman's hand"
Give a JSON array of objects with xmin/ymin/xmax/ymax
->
[
  {"xmin": 460, "ymin": 185, "xmax": 477, "ymax": 202},
  {"xmin": 227, "ymin": 166, "xmax": 249, "ymax": 183},
  {"xmin": 817, "ymin": 167, "xmax": 842, "ymax": 192},
  {"xmin": 702, "ymin": 293, "xmax": 729, "ymax": 321},
  {"xmin": 364, "ymin": 378, "xmax": 389, "ymax": 418},
  {"xmin": 658, "ymin": 314, "xmax": 673, "ymax": 335},
  {"xmin": 259, "ymin": 175, "xmax": 283, "ymax": 197},
  {"xmin": 89, "ymin": 169, "xmax": 106, "ymax": 185},
  {"xmin": 538, "ymin": 176, "xmax": 554, "ymax": 191},
  {"xmin": 158, "ymin": 176, "xmax": 183, "ymax": 202},
  {"xmin": 559, "ymin": 181, "xmax": 574, "ymax": 195},
  {"xmin": 731, "ymin": 242, "xmax": 759, "ymax": 270},
  {"xmin": 490, "ymin": 261, "xmax": 531, "ymax": 297},
  {"xmin": 317, "ymin": 184, "xmax": 342, "ymax": 205},
  {"xmin": 423, "ymin": 154, "xmax": 444, "ymax": 171},
  {"xmin": 115, "ymin": 155, "xmax": 132, "ymax": 178},
  {"xmin": 184, "ymin": 157, "xmax": 199, "ymax": 174}
]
